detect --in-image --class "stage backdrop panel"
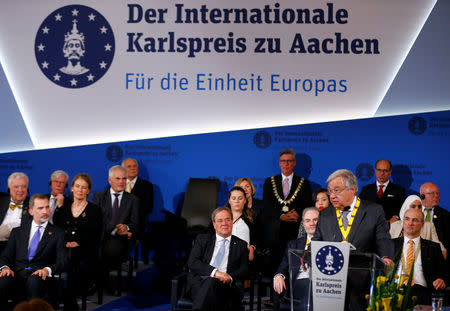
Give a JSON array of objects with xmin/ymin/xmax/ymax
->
[
  {"xmin": 0, "ymin": 0, "xmax": 437, "ymax": 152},
  {"xmin": 0, "ymin": 110, "xmax": 448, "ymax": 221}
]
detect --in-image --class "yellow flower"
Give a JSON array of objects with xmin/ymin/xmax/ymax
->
[
  {"xmin": 381, "ymin": 297, "xmax": 392, "ymax": 311},
  {"xmin": 398, "ymin": 275, "xmax": 408, "ymax": 288},
  {"xmin": 375, "ymin": 301, "xmax": 380, "ymax": 311},
  {"xmin": 367, "ymin": 308, "xmax": 373, "ymax": 311},
  {"xmin": 397, "ymin": 294, "xmax": 404, "ymax": 308},
  {"xmin": 377, "ymin": 276, "xmax": 388, "ymax": 287},
  {"xmin": 365, "ymin": 294, "xmax": 370, "ymax": 300}
]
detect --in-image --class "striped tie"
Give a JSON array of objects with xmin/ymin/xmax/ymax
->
[{"xmin": 405, "ymin": 240, "xmax": 414, "ymax": 285}]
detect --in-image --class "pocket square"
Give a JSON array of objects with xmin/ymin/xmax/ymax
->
[{"xmin": 387, "ymin": 194, "xmax": 394, "ymax": 197}]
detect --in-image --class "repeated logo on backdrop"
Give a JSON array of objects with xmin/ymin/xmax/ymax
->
[
  {"xmin": 408, "ymin": 117, "xmax": 427, "ymax": 135},
  {"xmin": 34, "ymin": 5, "xmax": 115, "ymax": 88}
]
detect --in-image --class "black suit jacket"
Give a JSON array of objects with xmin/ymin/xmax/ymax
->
[
  {"xmin": 359, "ymin": 182, "xmax": 406, "ymax": 221},
  {"xmin": 431, "ymin": 206, "xmax": 450, "ymax": 254},
  {"xmin": 45, "ymin": 194, "xmax": 72, "ymax": 223},
  {"xmin": 0, "ymin": 221, "xmax": 65, "ymax": 275},
  {"xmin": 131, "ymin": 177, "xmax": 153, "ymax": 215},
  {"xmin": 187, "ymin": 233, "xmax": 249, "ymax": 292},
  {"xmin": 313, "ymin": 199, "xmax": 393, "ymax": 258},
  {"xmin": 276, "ymin": 236, "xmax": 307, "ymax": 278},
  {"xmin": 92, "ymin": 189, "xmax": 139, "ymax": 236},
  {"xmin": 392, "ymin": 237, "xmax": 447, "ymax": 288},
  {"xmin": 262, "ymin": 174, "xmax": 312, "ymax": 247},
  {"xmin": 0, "ymin": 196, "xmax": 31, "ymax": 226}
]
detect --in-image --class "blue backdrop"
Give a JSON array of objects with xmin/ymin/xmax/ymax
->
[{"xmin": 0, "ymin": 110, "xmax": 449, "ymax": 221}]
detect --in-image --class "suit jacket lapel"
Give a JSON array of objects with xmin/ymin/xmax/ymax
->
[
  {"xmin": 288, "ymin": 175, "xmax": 300, "ymax": 199},
  {"xmin": 118, "ymin": 193, "xmax": 129, "ymax": 221},
  {"xmin": 275, "ymin": 175, "xmax": 284, "ymax": 200},
  {"xmin": 205, "ymin": 234, "xmax": 216, "ymax": 263},
  {"xmin": 104, "ymin": 190, "xmax": 112, "ymax": 221},
  {"xmin": 347, "ymin": 201, "xmax": 367, "ymax": 243},
  {"xmin": 20, "ymin": 222, "xmax": 32, "ymax": 259}
]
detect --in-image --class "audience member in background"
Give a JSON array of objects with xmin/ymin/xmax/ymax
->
[
  {"xmin": 312, "ymin": 188, "xmax": 330, "ymax": 210},
  {"xmin": 0, "ymin": 194, "xmax": 65, "ymax": 309},
  {"xmin": 121, "ymin": 158, "xmax": 153, "ymax": 263},
  {"xmin": 187, "ymin": 207, "xmax": 248, "ymax": 311},
  {"xmin": 273, "ymin": 207, "xmax": 319, "ymax": 308},
  {"xmin": 392, "ymin": 208, "xmax": 446, "ymax": 306},
  {"xmin": 0, "ymin": 172, "xmax": 31, "ymax": 253},
  {"xmin": 93, "ymin": 166, "xmax": 139, "ymax": 271},
  {"xmin": 390, "ymin": 195, "xmax": 446, "ymax": 259},
  {"xmin": 226, "ymin": 186, "xmax": 259, "ymax": 261},
  {"xmin": 234, "ymin": 177, "xmax": 263, "ymax": 215},
  {"xmin": 420, "ymin": 182, "xmax": 450, "ymax": 258},
  {"xmin": 359, "ymin": 159, "xmax": 406, "ymax": 223},
  {"xmin": 13, "ymin": 298, "xmax": 54, "ymax": 311},
  {"xmin": 262, "ymin": 149, "xmax": 312, "ymax": 275},
  {"xmin": 54, "ymin": 174, "xmax": 102, "ymax": 308},
  {"xmin": 47, "ymin": 170, "xmax": 71, "ymax": 224}
]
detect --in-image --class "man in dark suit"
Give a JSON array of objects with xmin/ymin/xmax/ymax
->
[
  {"xmin": 359, "ymin": 159, "xmax": 406, "ymax": 223},
  {"xmin": 47, "ymin": 170, "xmax": 72, "ymax": 224},
  {"xmin": 420, "ymin": 182, "xmax": 450, "ymax": 257},
  {"xmin": 187, "ymin": 207, "xmax": 248, "ymax": 311},
  {"xmin": 0, "ymin": 173, "xmax": 31, "ymax": 252},
  {"xmin": 273, "ymin": 207, "xmax": 319, "ymax": 310},
  {"xmin": 392, "ymin": 208, "xmax": 446, "ymax": 305},
  {"xmin": 93, "ymin": 165, "xmax": 139, "ymax": 269},
  {"xmin": 313, "ymin": 169, "xmax": 393, "ymax": 311},
  {"xmin": 122, "ymin": 158, "xmax": 153, "ymax": 262},
  {"xmin": 262, "ymin": 149, "xmax": 312, "ymax": 274},
  {"xmin": 0, "ymin": 193, "xmax": 65, "ymax": 309}
]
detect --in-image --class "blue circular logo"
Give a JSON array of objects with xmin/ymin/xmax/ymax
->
[
  {"xmin": 106, "ymin": 145, "xmax": 123, "ymax": 162},
  {"xmin": 356, "ymin": 163, "xmax": 374, "ymax": 181},
  {"xmin": 35, "ymin": 5, "xmax": 115, "ymax": 88},
  {"xmin": 253, "ymin": 131, "xmax": 272, "ymax": 149},
  {"xmin": 315, "ymin": 245, "xmax": 344, "ymax": 275},
  {"xmin": 408, "ymin": 117, "xmax": 427, "ymax": 135}
]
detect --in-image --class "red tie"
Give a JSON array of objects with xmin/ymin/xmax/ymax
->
[{"xmin": 377, "ymin": 185, "xmax": 384, "ymax": 198}]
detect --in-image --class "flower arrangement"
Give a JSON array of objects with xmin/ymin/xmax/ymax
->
[{"xmin": 366, "ymin": 261, "xmax": 417, "ymax": 311}]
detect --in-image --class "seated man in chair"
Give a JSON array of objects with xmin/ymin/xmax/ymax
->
[
  {"xmin": 0, "ymin": 194, "xmax": 65, "ymax": 309},
  {"xmin": 187, "ymin": 206, "xmax": 249, "ymax": 311}
]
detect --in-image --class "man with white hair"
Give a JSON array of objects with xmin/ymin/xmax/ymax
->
[
  {"xmin": 0, "ymin": 173, "xmax": 31, "ymax": 250},
  {"xmin": 47, "ymin": 170, "xmax": 71, "ymax": 224},
  {"xmin": 313, "ymin": 169, "xmax": 393, "ymax": 311}
]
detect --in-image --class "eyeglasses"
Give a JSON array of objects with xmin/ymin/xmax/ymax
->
[
  {"xmin": 404, "ymin": 217, "xmax": 422, "ymax": 223},
  {"xmin": 327, "ymin": 188, "xmax": 346, "ymax": 195},
  {"xmin": 423, "ymin": 192, "xmax": 439, "ymax": 196},
  {"xmin": 279, "ymin": 160, "xmax": 295, "ymax": 164},
  {"xmin": 375, "ymin": 168, "xmax": 391, "ymax": 173}
]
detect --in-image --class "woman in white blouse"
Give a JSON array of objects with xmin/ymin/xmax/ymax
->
[{"xmin": 226, "ymin": 186, "xmax": 258, "ymax": 261}]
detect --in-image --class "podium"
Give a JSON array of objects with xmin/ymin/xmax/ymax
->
[{"xmin": 288, "ymin": 247, "xmax": 385, "ymax": 311}]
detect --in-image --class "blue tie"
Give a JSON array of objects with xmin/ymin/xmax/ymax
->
[
  {"xmin": 28, "ymin": 225, "xmax": 42, "ymax": 262},
  {"xmin": 212, "ymin": 239, "xmax": 226, "ymax": 269}
]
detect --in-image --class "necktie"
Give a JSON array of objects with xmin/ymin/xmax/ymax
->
[
  {"xmin": 425, "ymin": 208, "xmax": 432, "ymax": 222},
  {"xmin": 341, "ymin": 209, "xmax": 350, "ymax": 230},
  {"xmin": 212, "ymin": 239, "xmax": 227, "ymax": 269},
  {"xmin": 28, "ymin": 225, "xmax": 42, "ymax": 262},
  {"xmin": 282, "ymin": 178, "xmax": 290, "ymax": 199},
  {"xmin": 49, "ymin": 197, "xmax": 57, "ymax": 224},
  {"xmin": 111, "ymin": 193, "xmax": 120, "ymax": 224},
  {"xmin": 405, "ymin": 240, "xmax": 414, "ymax": 285},
  {"xmin": 377, "ymin": 185, "xmax": 384, "ymax": 198},
  {"xmin": 9, "ymin": 203, "xmax": 22, "ymax": 211},
  {"xmin": 126, "ymin": 182, "xmax": 132, "ymax": 193}
]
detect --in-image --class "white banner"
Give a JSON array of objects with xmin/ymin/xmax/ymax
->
[
  {"xmin": 0, "ymin": 0, "xmax": 436, "ymax": 149},
  {"xmin": 311, "ymin": 241, "xmax": 350, "ymax": 311}
]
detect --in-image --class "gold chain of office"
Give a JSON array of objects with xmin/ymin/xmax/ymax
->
[{"xmin": 270, "ymin": 176, "xmax": 305, "ymax": 211}]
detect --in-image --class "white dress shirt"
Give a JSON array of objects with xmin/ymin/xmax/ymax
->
[
  {"xmin": 209, "ymin": 234, "xmax": 231, "ymax": 276},
  {"xmin": 376, "ymin": 180, "xmax": 390, "ymax": 194},
  {"xmin": 1, "ymin": 200, "xmax": 23, "ymax": 228}
]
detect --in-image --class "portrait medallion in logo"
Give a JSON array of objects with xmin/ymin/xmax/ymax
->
[
  {"xmin": 35, "ymin": 5, "xmax": 115, "ymax": 88},
  {"xmin": 408, "ymin": 117, "xmax": 427, "ymax": 136},
  {"xmin": 356, "ymin": 163, "xmax": 374, "ymax": 182},
  {"xmin": 106, "ymin": 144, "xmax": 123, "ymax": 163},
  {"xmin": 253, "ymin": 131, "xmax": 272, "ymax": 149},
  {"xmin": 315, "ymin": 245, "xmax": 344, "ymax": 275}
]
